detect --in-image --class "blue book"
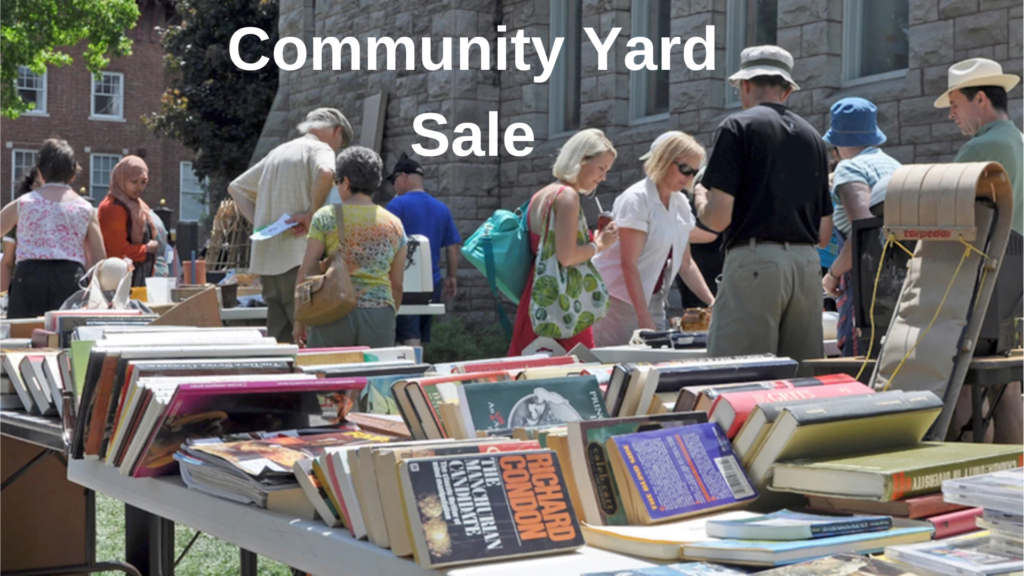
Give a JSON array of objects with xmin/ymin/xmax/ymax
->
[
  {"xmin": 705, "ymin": 509, "xmax": 892, "ymax": 541},
  {"xmin": 682, "ymin": 526, "xmax": 934, "ymax": 567},
  {"xmin": 606, "ymin": 423, "xmax": 757, "ymax": 524}
]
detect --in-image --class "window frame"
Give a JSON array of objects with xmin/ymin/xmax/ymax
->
[
  {"xmin": 16, "ymin": 66, "xmax": 48, "ymax": 116},
  {"xmin": 90, "ymin": 71, "xmax": 125, "ymax": 120},
  {"xmin": 90, "ymin": 153, "xmax": 123, "ymax": 201},
  {"xmin": 725, "ymin": 0, "xmax": 779, "ymax": 107},
  {"xmin": 179, "ymin": 161, "xmax": 207, "ymax": 222},
  {"xmin": 549, "ymin": 0, "xmax": 583, "ymax": 137},
  {"xmin": 842, "ymin": 0, "xmax": 909, "ymax": 85},
  {"xmin": 629, "ymin": 0, "xmax": 671, "ymax": 124},
  {"xmin": 11, "ymin": 149, "xmax": 39, "ymax": 196}
]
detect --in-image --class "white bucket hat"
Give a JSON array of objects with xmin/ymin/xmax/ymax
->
[
  {"xmin": 934, "ymin": 58, "xmax": 1020, "ymax": 108},
  {"xmin": 728, "ymin": 45, "xmax": 800, "ymax": 91},
  {"xmin": 639, "ymin": 131, "xmax": 684, "ymax": 161}
]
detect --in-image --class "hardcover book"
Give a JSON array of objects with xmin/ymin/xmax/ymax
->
[
  {"xmin": 606, "ymin": 423, "xmax": 757, "ymax": 524},
  {"xmin": 566, "ymin": 412, "xmax": 708, "ymax": 526},
  {"xmin": 455, "ymin": 376, "xmax": 608, "ymax": 437},
  {"xmin": 397, "ymin": 450, "xmax": 585, "ymax": 568},
  {"xmin": 131, "ymin": 377, "xmax": 367, "ymax": 478},
  {"xmin": 806, "ymin": 493, "xmax": 966, "ymax": 519},
  {"xmin": 772, "ymin": 442, "xmax": 1024, "ymax": 501},
  {"xmin": 709, "ymin": 379, "xmax": 871, "ymax": 439}
]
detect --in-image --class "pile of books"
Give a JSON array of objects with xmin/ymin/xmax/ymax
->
[{"xmin": 882, "ymin": 468, "xmax": 1023, "ymax": 576}]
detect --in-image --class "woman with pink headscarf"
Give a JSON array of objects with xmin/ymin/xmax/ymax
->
[{"xmin": 98, "ymin": 156, "xmax": 159, "ymax": 286}]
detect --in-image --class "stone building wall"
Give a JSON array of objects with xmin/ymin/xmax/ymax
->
[{"xmin": 251, "ymin": 0, "xmax": 1023, "ymax": 330}]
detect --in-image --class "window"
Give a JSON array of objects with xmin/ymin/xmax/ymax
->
[
  {"xmin": 11, "ymin": 150, "xmax": 38, "ymax": 195},
  {"xmin": 179, "ymin": 162, "xmax": 207, "ymax": 222},
  {"xmin": 91, "ymin": 72, "xmax": 124, "ymax": 119},
  {"xmin": 550, "ymin": 0, "xmax": 583, "ymax": 135},
  {"xmin": 90, "ymin": 154, "xmax": 122, "ymax": 201},
  {"xmin": 725, "ymin": 0, "xmax": 778, "ymax": 105},
  {"xmin": 630, "ymin": 0, "xmax": 671, "ymax": 121},
  {"xmin": 16, "ymin": 66, "xmax": 47, "ymax": 115},
  {"xmin": 843, "ymin": 0, "xmax": 908, "ymax": 82}
]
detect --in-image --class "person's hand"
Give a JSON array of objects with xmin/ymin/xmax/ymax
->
[
  {"xmin": 287, "ymin": 210, "xmax": 313, "ymax": 236},
  {"xmin": 145, "ymin": 240, "xmax": 159, "ymax": 254},
  {"xmin": 292, "ymin": 322, "xmax": 307, "ymax": 348},
  {"xmin": 823, "ymin": 270, "xmax": 843, "ymax": 298},
  {"xmin": 595, "ymin": 221, "xmax": 619, "ymax": 253},
  {"xmin": 443, "ymin": 276, "xmax": 457, "ymax": 301}
]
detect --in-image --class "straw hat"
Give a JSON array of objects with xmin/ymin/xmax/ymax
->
[
  {"xmin": 933, "ymin": 58, "xmax": 1019, "ymax": 108},
  {"xmin": 728, "ymin": 45, "xmax": 800, "ymax": 91}
]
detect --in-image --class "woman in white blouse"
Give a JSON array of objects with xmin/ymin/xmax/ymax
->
[{"xmin": 592, "ymin": 131, "xmax": 716, "ymax": 346}]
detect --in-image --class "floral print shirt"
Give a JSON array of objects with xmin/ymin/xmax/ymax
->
[{"xmin": 308, "ymin": 204, "xmax": 407, "ymax": 309}]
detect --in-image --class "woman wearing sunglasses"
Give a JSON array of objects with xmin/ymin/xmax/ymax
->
[{"xmin": 592, "ymin": 131, "xmax": 715, "ymax": 346}]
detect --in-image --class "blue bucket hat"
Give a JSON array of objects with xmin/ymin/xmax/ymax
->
[{"xmin": 823, "ymin": 97, "xmax": 886, "ymax": 147}]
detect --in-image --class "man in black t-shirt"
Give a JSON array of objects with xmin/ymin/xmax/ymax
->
[{"xmin": 693, "ymin": 45, "xmax": 833, "ymax": 368}]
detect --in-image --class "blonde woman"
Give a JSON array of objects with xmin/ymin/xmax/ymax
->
[
  {"xmin": 593, "ymin": 131, "xmax": 715, "ymax": 346},
  {"xmin": 508, "ymin": 128, "xmax": 620, "ymax": 356}
]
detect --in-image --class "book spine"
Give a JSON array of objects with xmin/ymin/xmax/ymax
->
[
  {"xmin": 927, "ymin": 507, "xmax": 983, "ymax": 539},
  {"xmin": 787, "ymin": 389, "xmax": 935, "ymax": 425},
  {"xmin": 808, "ymin": 517, "xmax": 892, "ymax": 538},
  {"xmin": 889, "ymin": 454, "xmax": 1024, "ymax": 500}
]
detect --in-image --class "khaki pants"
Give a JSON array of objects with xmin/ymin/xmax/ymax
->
[
  {"xmin": 708, "ymin": 241, "xmax": 822, "ymax": 372},
  {"xmin": 261, "ymin": 266, "xmax": 299, "ymax": 344}
]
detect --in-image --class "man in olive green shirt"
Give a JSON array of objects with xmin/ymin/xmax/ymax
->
[
  {"xmin": 935, "ymin": 58, "xmax": 1022, "ymax": 234},
  {"xmin": 935, "ymin": 58, "xmax": 1022, "ymax": 444}
]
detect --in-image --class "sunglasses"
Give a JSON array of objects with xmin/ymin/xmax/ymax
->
[{"xmin": 675, "ymin": 162, "xmax": 699, "ymax": 177}]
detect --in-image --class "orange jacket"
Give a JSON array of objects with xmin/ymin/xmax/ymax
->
[{"xmin": 97, "ymin": 195, "xmax": 148, "ymax": 263}]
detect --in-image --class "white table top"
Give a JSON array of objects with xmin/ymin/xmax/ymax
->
[
  {"xmin": 220, "ymin": 304, "xmax": 446, "ymax": 322},
  {"xmin": 67, "ymin": 460, "xmax": 657, "ymax": 576},
  {"xmin": 588, "ymin": 340, "xmax": 840, "ymax": 364}
]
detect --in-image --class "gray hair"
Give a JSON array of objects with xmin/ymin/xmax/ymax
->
[
  {"xmin": 298, "ymin": 108, "xmax": 354, "ymax": 147},
  {"xmin": 335, "ymin": 146, "xmax": 383, "ymax": 195}
]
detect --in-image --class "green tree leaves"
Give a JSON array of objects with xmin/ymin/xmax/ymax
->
[{"xmin": 1, "ymin": 0, "xmax": 139, "ymax": 118}]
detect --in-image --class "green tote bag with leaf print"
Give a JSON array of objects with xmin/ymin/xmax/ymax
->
[{"xmin": 528, "ymin": 189, "xmax": 609, "ymax": 339}]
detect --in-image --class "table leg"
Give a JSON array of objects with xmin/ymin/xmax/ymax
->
[
  {"xmin": 153, "ymin": 516, "xmax": 175, "ymax": 576},
  {"xmin": 971, "ymin": 382, "xmax": 987, "ymax": 444},
  {"xmin": 240, "ymin": 549, "xmax": 258, "ymax": 576},
  {"xmin": 125, "ymin": 506, "xmax": 175, "ymax": 576},
  {"xmin": 125, "ymin": 505, "xmax": 151, "ymax": 574}
]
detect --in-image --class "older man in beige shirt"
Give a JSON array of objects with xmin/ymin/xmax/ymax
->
[{"xmin": 229, "ymin": 108, "xmax": 352, "ymax": 343}]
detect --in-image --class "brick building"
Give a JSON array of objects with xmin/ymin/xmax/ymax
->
[
  {"xmin": 1, "ymin": 1, "xmax": 201, "ymax": 229},
  {"xmin": 252, "ymin": 0, "xmax": 1022, "ymax": 327}
]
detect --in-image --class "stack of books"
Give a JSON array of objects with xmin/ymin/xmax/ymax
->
[
  {"xmin": 175, "ymin": 429, "xmax": 395, "ymax": 518},
  {"xmin": 883, "ymin": 468, "xmax": 1024, "ymax": 576}
]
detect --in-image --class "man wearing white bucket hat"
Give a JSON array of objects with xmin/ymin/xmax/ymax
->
[
  {"xmin": 935, "ymin": 57, "xmax": 1022, "ymax": 235},
  {"xmin": 694, "ymin": 45, "xmax": 832, "ymax": 370}
]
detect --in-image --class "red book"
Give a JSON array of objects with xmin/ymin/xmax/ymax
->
[
  {"xmin": 926, "ymin": 507, "xmax": 984, "ymax": 539},
  {"xmin": 807, "ymin": 492, "xmax": 968, "ymax": 519},
  {"xmin": 710, "ymin": 375, "xmax": 869, "ymax": 438},
  {"xmin": 131, "ymin": 377, "xmax": 367, "ymax": 478}
]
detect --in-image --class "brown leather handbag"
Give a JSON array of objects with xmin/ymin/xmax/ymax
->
[{"xmin": 294, "ymin": 204, "xmax": 357, "ymax": 326}]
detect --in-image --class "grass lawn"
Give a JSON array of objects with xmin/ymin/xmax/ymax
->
[{"xmin": 95, "ymin": 493, "xmax": 294, "ymax": 576}]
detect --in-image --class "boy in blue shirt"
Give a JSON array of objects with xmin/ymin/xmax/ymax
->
[{"xmin": 385, "ymin": 156, "xmax": 461, "ymax": 345}]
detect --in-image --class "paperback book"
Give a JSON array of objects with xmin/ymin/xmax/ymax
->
[
  {"xmin": 606, "ymin": 423, "xmax": 757, "ymax": 524},
  {"xmin": 397, "ymin": 450, "xmax": 585, "ymax": 568}
]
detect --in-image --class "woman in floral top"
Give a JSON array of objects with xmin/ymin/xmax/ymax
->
[
  {"xmin": 293, "ymin": 146, "xmax": 408, "ymax": 348},
  {"xmin": 0, "ymin": 138, "xmax": 106, "ymax": 318}
]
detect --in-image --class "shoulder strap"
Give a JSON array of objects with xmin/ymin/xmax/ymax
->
[{"xmin": 332, "ymin": 203, "xmax": 346, "ymax": 250}]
